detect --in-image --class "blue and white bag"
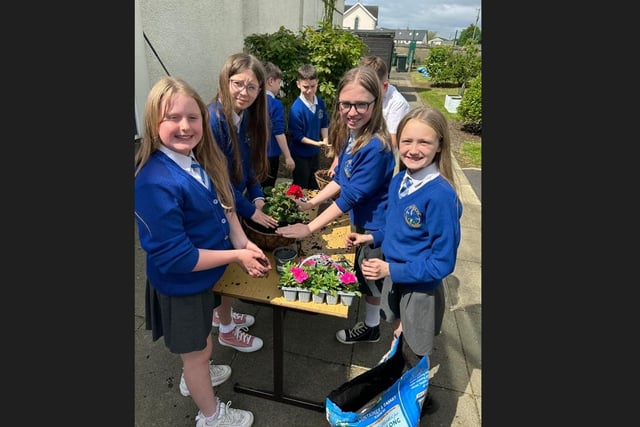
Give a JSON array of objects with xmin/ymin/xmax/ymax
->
[{"xmin": 325, "ymin": 333, "xmax": 429, "ymax": 427}]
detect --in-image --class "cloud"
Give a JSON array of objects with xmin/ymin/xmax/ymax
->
[{"xmin": 352, "ymin": 0, "xmax": 481, "ymax": 40}]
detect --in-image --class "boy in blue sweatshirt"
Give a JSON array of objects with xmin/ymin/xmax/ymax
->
[{"xmin": 287, "ymin": 63, "xmax": 329, "ymax": 189}]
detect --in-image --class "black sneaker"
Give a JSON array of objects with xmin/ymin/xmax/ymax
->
[
  {"xmin": 335, "ymin": 321, "xmax": 380, "ymax": 344},
  {"xmin": 420, "ymin": 392, "xmax": 440, "ymax": 417}
]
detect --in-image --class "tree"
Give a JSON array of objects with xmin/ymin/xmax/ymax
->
[
  {"xmin": 243, "ymin": 26, "xmax": 307, "ymax": 109},
  {"xmin": 449, "ymin": 40, "xmax": 481, "ymax": 92},
  {"xmin": 423, "ymin": 46, "xmax": 454, "ymax": 85},
  {"xmin": 244, "ymin": 23, "xmax": 367, "ymax": 113},
  {"xmin": 457, "ymin": 24, "xmax": 481, "ymax": 45},
  {"xmin": 300, "ymin": 23, "xmax": 366, "ymax": 107},
  {"xmin": 322, "ymin": 0, "xmax": 337, "ymax": 26}
]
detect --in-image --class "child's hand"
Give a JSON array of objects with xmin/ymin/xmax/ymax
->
[
  {"xmin": 361, "ymin": 258, "xmax": 389, "ymax": 280},
  {"xmin": 293, "ymin": 198, "xmax": 313, "ymax": 211},
  {"xmin": 238, "ymin": 249, "xmax": 271, "ymax": 277},
  {"xmin": 345, "ymin": 232, "xmax": 372, "ymax": 249},
  {"xmin": 275, "ymin": 223, "xmax": 311, "ymax": 239},
  {"xmin": 251, "ymin": 209, "xmax": 279, "ymax": 229}
]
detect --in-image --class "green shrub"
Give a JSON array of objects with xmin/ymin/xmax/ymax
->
[
  {"xmin": 423, "ymin": 46, "xmax": 453, "ymax": 85},
  {"xmin": 300, "ymin": 23, "xmax": 366, "ymax": 109},
  {"xmin": 457, "ymin": 73, "xmax": 481, "ymax": 134},
  {"xmin": 244, "ymin": 23, "xmax": 367, "ymax": 115},
  {"xmin": 243, "ymin": 26, "xmax": 308, "ymax": 110}
]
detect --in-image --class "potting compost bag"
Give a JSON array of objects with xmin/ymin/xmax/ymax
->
[{"xmin": 325, "ymin": 333, "xmax": 429, "ymax": 426}]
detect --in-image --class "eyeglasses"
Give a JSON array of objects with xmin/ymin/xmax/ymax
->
[
  {"xmin": 337, "ymin": 100, "xmax": 375, "ymax": 113},
  {"xmin": 229, "ymin": 79, "xmax": 261, "ymax": 95}
]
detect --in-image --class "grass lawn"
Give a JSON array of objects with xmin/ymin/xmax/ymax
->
[{"xmin": 410, "ymin": 73, "xmax": 481, "ymax": 168}]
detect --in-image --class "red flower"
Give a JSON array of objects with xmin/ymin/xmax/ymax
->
[{"xmin": 286, "ymin": 184, "xmax": 305, "ymax": 199}]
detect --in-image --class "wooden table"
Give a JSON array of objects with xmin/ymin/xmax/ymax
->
[{"xmin": 213, "ymin": 204, "xmax": 354, "ymax": 412}]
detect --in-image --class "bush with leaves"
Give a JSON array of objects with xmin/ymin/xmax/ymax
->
[
  {"xmin": 423, "ymin": 46, "xmax": 454, "ymax": 86},
  {"xmin": 458, "ymin": 73, "xmax": 482, "ymax": 135},
  {"xmin": 300, "ymin": 23, "xmax": 367, "ymax": 108},
  {"xmin": 243, "ymin": 26, "xmax": 308, "ymax": 110},
  {"xmin": 244, "ymin": 23, "xmax": 367, "ymax": 114}
]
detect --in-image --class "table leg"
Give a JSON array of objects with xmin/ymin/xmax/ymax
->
[{"xmin": 233, "ymin": 306, "xmax": 325, "ymax": 412}]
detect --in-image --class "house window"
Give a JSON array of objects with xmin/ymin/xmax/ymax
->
[{"xmin": 354, "ymin": 17, "xmax": 359, "ymax": 30}]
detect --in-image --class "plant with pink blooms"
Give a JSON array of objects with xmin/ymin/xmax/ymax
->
[{"xmin": 278, "ymin": 254, "xmax": 361, "ymax": 297}]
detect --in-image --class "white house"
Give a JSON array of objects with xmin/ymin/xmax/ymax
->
[
  {"xmin": 135, "ymin": 0, "xmax": 345, "ymax": 141},
  {"xmin": 427, "ymin": 37, "xmax": 454, "ymax": 46},
  {"xmin": 391, "ymin": 29, "xmax": 428, "ymax": 45},
  {"xmin": 343, "ymin": 2, "xmax": 378, "ymax": 30}
]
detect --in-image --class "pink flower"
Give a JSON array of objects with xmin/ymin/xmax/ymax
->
[
  {"xmin": 291, "ymin": 267, "xmax": 309, "ymax": 283},
  {"xmin": 338, "ymin": 271, "xmax": 357, "ymax": 285}
]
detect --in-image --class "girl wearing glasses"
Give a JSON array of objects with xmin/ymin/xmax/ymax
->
[
  {"xmin": 276, "ymin": 66, "xmax": 395, "ymax": 345},
  {"xmin": 207, "ymin": 53, "xmax": 276, "ymax": 353}
]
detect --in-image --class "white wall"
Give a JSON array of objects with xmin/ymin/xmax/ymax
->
[
  {"xmin": 135, "ymin": 0, "xmax": 344, "ymax": 141},
  {"xmin": 342, "ymin": 5, "xmax": 375, "ymax": 30}
]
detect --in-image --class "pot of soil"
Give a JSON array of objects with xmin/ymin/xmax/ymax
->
[
  {"xmin": 242, "ymin": 218, "xmax": 296, "ymax": 251},
  {"xmin": 314, "ymin": 169, "xmax": 340, "ymax": 200},
  {"xmin": 273, "ymin": 246, "xmax": 298, "ymax": 274}
]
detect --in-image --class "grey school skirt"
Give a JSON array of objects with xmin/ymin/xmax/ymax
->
[
  {"xmin": 145, "ymin": 279, "xmax": 220, "ymax": 354},
  {"xmin": 379, "ymin": 276, "xmax": 443, "ymax": 357}
]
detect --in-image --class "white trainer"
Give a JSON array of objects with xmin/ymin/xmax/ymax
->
[
  {"xmin": 195, "ymin": 398, "xmax": 254, "ymax": 427},
  {"xmin": 179, "ymin": 361, "xmax": 232, "ymax": 397}
]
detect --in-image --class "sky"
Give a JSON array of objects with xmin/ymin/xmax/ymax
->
[{"xmin": 350, "ymin": 0, "xmax": 482, "ymax": 40}]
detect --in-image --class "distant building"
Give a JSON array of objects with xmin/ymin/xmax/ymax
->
[
  {"xmin": 343, "ymin": 2, "xmax": 378, "ymax": 30},
  {"xmin": 427, "ymin": 36, "xmax": 455, "ymax": 46},
  {"xmin": 389, "ymin": 29, "xmax": 428, "ymax": 45}
]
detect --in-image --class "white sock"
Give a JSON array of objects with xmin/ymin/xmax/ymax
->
[
  {"xmin": 205, "ymin": 411, "xmax": 219, "ymax": 425},
  {"xmin": 364, "ymin": 302, "xmax": 380, "ymax": 327},
  {"xmin": 219, "ymin": 321, "xmax": 236, "ymax": 334},
  {"xmin": 198, "ymin": 408, "xmax": 219, "ymax": 426}
]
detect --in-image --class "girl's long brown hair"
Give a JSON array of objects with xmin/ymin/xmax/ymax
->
[
  {"xmin": 134, "ymin": 77, "xmax": 235, "ymax": 209},
  {"xmin": 212, "ymin": 53, "xmax": 269, "ymax": 184},
  {"xmin": 327, "ymin": 66, "xmax": 391, "ymax": 158}
]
